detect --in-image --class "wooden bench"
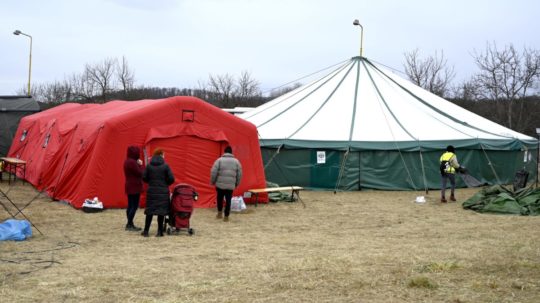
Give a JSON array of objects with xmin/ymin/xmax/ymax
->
[{"xmin": 248, "ymin": 186, "xmax": 304, "ymax": 207}]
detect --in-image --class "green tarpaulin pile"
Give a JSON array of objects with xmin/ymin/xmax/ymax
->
[
  {"xmin": 462, "ymin": 185, "xmax": 540, "ymax": 215},
  {"xmin": 266, "ymin": 181, "xmax": 295, "ymax": 202}
]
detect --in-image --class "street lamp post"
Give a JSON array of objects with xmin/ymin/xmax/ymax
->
[
  {"xmin": 353, "ymin": 19, "xmax": 364, "ymax": 57},
  {"xmin": 536, "ymin": 128, "xmax": 540, "ymax": 188},
  {"xmin": 13, "ymin": 30, "xmax": 32, "ymax": 96}
]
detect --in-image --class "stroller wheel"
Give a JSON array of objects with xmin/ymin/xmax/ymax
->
[{"xmin": 188, "ymin": 228, "xmax": 194, "ymax": 236}]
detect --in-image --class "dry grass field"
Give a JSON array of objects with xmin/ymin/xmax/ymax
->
[{"xmin": 1, "ymin": 181, "xmax": 540, "ymax": 303}]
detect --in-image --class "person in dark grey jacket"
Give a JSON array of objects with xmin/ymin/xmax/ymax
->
[
  {"xmin": 210, "ymin": 146, "xmax": 242, "ymax": 222},
  {"xmin": 142, "ymin": 148, "xmax": 175, "ymax": 237}
]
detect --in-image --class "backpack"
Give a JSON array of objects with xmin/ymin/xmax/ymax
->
[
  {"xmin": 512, "ymin": 169, "xmax": 529, "ymax": 192},
  {"xmin": 440, "ymin": 160, "xmax": 449, "ymax": 176}
]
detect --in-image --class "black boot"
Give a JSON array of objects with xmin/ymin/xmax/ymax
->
[
  {"xmin": 126, "ymin": 223, "xmax": 142, "ymax": 231},
  {"xmin": 156, "ymin": 215, "xmax": 165, "ymax": 237},
  {"xmin": 141, "ymin": 230, "xmax": 149, "ymax": 237}
]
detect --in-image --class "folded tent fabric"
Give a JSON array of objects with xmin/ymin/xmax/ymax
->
[{"xmin": 462, "ymin": 185, "xmax": 540, "ymax": 215}]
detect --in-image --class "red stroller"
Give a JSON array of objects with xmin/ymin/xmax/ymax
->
[{"xmin": 166, "ymin": 183, "xmax": 198, "ymax": 235}]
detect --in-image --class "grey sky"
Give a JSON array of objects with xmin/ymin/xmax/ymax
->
[{"xmin": 1, "ymin": 0, "xmax": 539, "ymax": 96}]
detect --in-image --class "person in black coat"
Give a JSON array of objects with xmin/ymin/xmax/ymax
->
[{"xmin": 142, "ymin": 148, "xmax": 175, "ymax": 237}]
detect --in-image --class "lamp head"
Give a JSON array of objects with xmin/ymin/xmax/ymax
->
[
  {"xmin": 353, "ymin": 19, "xmax": 360, "ymax": 26},
  {"xmin": 13, "ymin": 30, "xmax": 21, "ymax": 35},
  {"xmin": 536, "ymin": 128, "xmax": 540, "ymax": 135}
]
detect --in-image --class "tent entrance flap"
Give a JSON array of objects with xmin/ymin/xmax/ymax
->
[
  {"xmin": 311, "ymin": 150, "xmax": 340, "ymax": 188},
  {"xmin": 146, "ymin": 135, "xmax": 226, "ymax": 208}
]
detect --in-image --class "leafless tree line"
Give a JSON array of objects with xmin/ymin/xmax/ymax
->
[
  {"xmin": 23, "ymin": 56, "xmax": 135, "ymax": 105},
  {"xmin": 23, "ymin": 42, "xmax": 540, "ymax": 136},
  {"xmin": 404, "ymin": 42, "xmax": 540, "ymax": 136},
  {"xmin": 197, "ymin": 70, "xmax": 265, "ymax": 108},
  {"xmin": 24, "ymin": 58, "xmax": 271, "ymax": 109}
]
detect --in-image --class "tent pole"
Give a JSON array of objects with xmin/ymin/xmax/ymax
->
[
  {"xmin": 419, "ymin": 147, "xmax": 429, "ymax": 194},
  {"xmin": 358, "ymin": 150, "xmax": 362, "ymax": 191},
  {"xmin": 334, "ymin": 148, "xmax": 350, "ymax": 194},
  {"xmin": 263, "ymin": 144, "xmax": 282, "ymax": 170},
  {"xmin": 0, "ymin": 188, "xmax": 43, "ymax": 235},
  {"xmin": 480, "ymin": 142, "xmax": 501, "ymax": 184}
]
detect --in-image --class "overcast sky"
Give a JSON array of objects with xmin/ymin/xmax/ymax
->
[{"xmin": 1, "ymin": 0, "xmax": 539, "ymax": 96}]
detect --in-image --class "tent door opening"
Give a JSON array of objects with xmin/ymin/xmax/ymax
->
[{"xmin": 145, "ymin": 136, "xmax": 227, "ymax": 208}]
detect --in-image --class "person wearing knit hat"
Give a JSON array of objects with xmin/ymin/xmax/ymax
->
[
  {"xmin": 439, "ymin": 145, "xmax": 461, "ymax": 203},
  {"xmin": 142, "ymin": 148, "xmax": 175, "ymax": 237}
]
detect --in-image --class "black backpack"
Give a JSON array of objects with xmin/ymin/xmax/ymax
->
[
  {"xmin": 440, "ymin": 160, "xmax": 449, "ymax": 176},
  {"xmin": 513, "ymin": 169, "xmax": 529, "ymax": 192}
]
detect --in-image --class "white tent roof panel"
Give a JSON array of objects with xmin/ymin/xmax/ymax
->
[{"xmin": 241, "ymin": 57, "xmax": 536, "ymax": 149}]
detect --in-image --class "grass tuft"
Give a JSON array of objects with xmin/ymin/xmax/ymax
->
[
  {"xmin": 407, "ymin": 276, "xmax": 438, "ymax": 289},
  {"xmin": 417, "ymin": 261, "xmax": 459, "ymax": 273}
]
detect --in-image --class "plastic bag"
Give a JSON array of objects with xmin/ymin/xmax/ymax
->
[
  {"xmin": 0, "ymin": 219, "xmax": 32, "ymax": 241},
  {"xmin": 82, "ymin": 196, "xmax": 104, "ymax": 213},
  {"xmin": 231, "ymin": 196, "xmax": 246, "ymax": 212}
]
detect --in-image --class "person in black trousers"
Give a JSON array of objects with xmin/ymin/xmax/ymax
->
[
  {"xmin": 210, "ymin": 146, "xmax": 242, "ymax": 222},
  {"xmin": 142, "ymin": 148, "xmax": 175, "ymax": 237},
  {"xmin": 123, "ymin": 146, "xmax": 143, "ymax": 231}
]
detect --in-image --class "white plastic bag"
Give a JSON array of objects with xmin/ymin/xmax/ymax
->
[
  {"xmin": 230, "ymin": 196, "xmax": 246, "ymax": 212},
  {"xmin": 82, "ymin": 196, "xmax": 104, "ymax": 213}
]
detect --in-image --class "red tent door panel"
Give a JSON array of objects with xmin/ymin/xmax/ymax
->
[{"xmin": 146, "ymin": 136, "xmax": 225, "ymax": 208}]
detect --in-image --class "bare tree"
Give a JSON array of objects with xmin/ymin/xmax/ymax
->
[
  {"xmin": 36, "ymin": 81, "xmax": 72, "ymax": 104},
  {"xmin": 207, "ymin": 73, "xmax": 235, "ymax": 107},
  {"xmin": 404, "ymin": 49, "xmax": 455, "ymax": 97},
  {"xmin": 471, "ymin": 42, "xmax": 540, "ymax": 130},
  {"xmin": 29, "ymin": 72, "xmax": 92, "ymax": 104},
  {"xmin": 69, "ymin": 72, "xmax": 95, "ymax": 102},
  {"xmin": 116, "ymin": 56, "xmax": 135, "ymax": 99},
  {"xmin": 235, "ymin": 70, "xmax": 260, "ymax": 99},
  {"xmin": 85, "ymin": 58, "xmax": 118, "ymax": 103},
  {"xmin": 451, "ymin": 79, "xmax": 483, "ymax": 101}
]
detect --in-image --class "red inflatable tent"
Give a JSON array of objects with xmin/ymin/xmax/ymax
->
[{"xmin": 8, "ymin": 97, "xmax": 267, "ymax": 209}]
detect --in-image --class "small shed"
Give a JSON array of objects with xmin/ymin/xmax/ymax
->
[{"xmin": 0, "ymin": 96, "xmax": 40, "ymax": 156}]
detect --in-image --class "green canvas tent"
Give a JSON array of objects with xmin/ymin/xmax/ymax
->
[{"xmin": 241, "ymin": 56, "xmax": 538, "ymax": 191}]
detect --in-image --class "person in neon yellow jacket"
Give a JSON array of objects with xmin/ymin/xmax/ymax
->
[{"xmin": 439, "ymin": 145, "xmax": 462, "ymax": 202}]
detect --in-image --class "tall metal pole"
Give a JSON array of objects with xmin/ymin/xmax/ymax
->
[
  {"xmin": 359, "ymin": 24, "xmax": 364, "ymax": 57},
  {"xmin": 537, "ymin": 133, "xmax": 539, "ymax": 188},
  {"xmin": 353, "ymin": 19, "xmax": 364, "ymax": 57},
  {"xmin": 27, "ymin": 35, "xmax": 32, "ymax": 96},
  {"xmin": 13, "ymin": 30, "xmax": 33, "ymax": 96}
]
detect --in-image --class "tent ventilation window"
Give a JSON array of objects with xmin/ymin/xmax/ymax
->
[
  {"xmin": 42, "ymin": 133, "xmax": 51, "ymax": 148},
  {"xmin": 182, "ymin": 110, "xmax": 195, "ymax": 122},
  {"xmin": 20, "ymin": 130, "xmax": 28, "ymax": 142}
]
